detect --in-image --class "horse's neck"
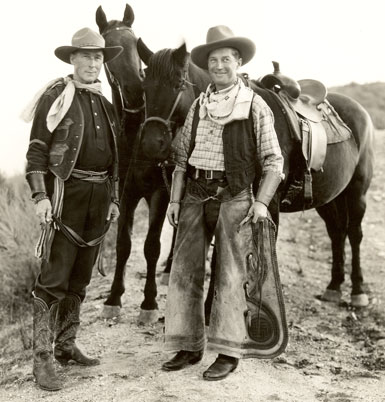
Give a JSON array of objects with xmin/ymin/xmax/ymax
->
[{"xmin": 189, "ymin": 63, "xmax": 211, "ymax": 94}]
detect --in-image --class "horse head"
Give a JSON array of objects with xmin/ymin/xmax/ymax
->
[
  {"xmin": 96, "ymin": 4, "xmax": 144, "ymax": 121},
  {"xmin": 137, "ymin": 39, "xmax": 210, "ymax": 162}
]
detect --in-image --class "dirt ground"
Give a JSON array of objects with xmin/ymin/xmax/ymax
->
[{"xmin": 1, "ymin": 131, "xmax": 385, "ymax": 402}]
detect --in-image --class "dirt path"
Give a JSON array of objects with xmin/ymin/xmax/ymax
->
[{"xmin": 1, "ymin": 132, "xmax": 384, "ymax": 402}]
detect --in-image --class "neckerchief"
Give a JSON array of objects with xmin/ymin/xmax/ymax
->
[
  {"xmin": 21, "ymin": 75, "xmax": 103, "ymax": 132},
  {"xmin": 199, "ymin": 78, "xmax": 254, "ymax": 125}
]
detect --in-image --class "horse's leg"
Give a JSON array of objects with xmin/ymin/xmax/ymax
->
[
  {"xmin": 345, "ymin": 185, "xmax": 369, "ymax": 307},
  {"xmin": 316, "ymin": 195, "xmax": 348, "ymax": 303},
  {"xmin": 102, "ymin": 183, "xmax": 141, "ymax": 318},
  {"xmin": 137, "ymin": 187, "xmax": 169, "ymax": 324},
  {"xmin": 160, "ymin": 228, "xmax": 177, "ymax": 285}
]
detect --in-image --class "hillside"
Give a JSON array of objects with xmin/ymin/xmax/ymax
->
[{"xmin": 330, "ymin": 81, "xmax": 385, "ymax": 129}]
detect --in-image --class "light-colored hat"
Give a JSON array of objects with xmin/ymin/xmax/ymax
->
[
  {"xmin": 55, "ymin": 27, "xmax": 123, "ymax": 64},
  {"xmin": 191, "ymin": 25, "xmax": 256, "ymax": 70}
]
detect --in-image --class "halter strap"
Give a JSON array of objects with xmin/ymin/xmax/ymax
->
[
  {"xmin": 141, "ymin": 69, "xmax": 190, "ymax": 132},
  {"xmin": 102, "ymin": 26, "xmax": 144, "ymax": 115},
  {"xmin": 101, "ymin": 26, "xmax": 134, "ymax": 37}
]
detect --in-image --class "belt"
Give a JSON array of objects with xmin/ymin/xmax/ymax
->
[
  {"xmin": 71, "ymin": 168, "xmax": 109, "ymax": 183},
  {"xmin": 187, "ymin": 165, "xmax": 226, "ymax": 180}
]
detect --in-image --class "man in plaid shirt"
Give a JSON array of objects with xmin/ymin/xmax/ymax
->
[{"xmin": 162, "ymin": 25, "xmax": 284, "ymax": 381}]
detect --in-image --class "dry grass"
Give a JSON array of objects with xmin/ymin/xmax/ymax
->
[{"xmin": 0, "ymin": 175, "xmax": 40, "ymax": 324}]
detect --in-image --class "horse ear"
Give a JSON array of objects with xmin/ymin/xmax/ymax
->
[
  {"xmin": 96, "ymin": 6, "xmax": 108, "ymax": 33},
  {"xmin": 123, "ymin": 3, "xmax": 135, "ymax": 27},
  {"xmin": 173, "ymin": 42, "xmax": 188, "ymax": 67},
  {"xmin": 137, "ymin": 38, "xmax": 154, "ymax": 66}
]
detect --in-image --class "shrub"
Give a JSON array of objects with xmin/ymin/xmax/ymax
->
[{"xmin": 0, "ymin": 175, "xmax": 40, "ymax": 324}]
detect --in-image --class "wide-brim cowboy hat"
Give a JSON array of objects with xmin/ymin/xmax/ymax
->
[
  {"xmin": 191, "ymin": 25, "xmax": 256, "ymax": 70},
  {"xmin": 55, "ymin": 27, "xmax": 123, "ymax": 64}
]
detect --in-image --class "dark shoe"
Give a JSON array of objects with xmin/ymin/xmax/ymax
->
[
  {"xmin": 203, "ymin": 354, "xmax": 239, "ymax": 381},
  {"xmin": 54, "ymin": 294, "xmax": 100, "ymax": 366},
  {"xmin": 33, "ymin": 295, "xmax": 62, "ymax": 391},
  {"xmin": 162, "ymin": 350, "xmax": 203, "ymax": 371}
]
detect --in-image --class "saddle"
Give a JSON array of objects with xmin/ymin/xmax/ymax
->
[{"xmin": 260, "ymin": 62, "xmax": 352, "ymax": 205}]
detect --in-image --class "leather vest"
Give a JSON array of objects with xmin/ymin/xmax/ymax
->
[{"xmin": 190, "ymin": 102, "xmax": 259, "ymax": 196}]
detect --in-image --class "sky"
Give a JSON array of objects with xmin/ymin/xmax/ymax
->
[{"xmin": 1, "ymin": 0, "xmax": 384, "ymax": 177}]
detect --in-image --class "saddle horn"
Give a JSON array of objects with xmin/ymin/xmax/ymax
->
[{"xmin": 260, "ymin": 61, "xmax": 301, "ymax": 99}]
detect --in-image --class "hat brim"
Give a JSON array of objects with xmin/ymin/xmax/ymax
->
[
  {"xmin": 191, "ymin": 37, "xmax": 256, "ymax": 70},
  {"xmin": 54, "ymin": 45, "xmax": 123, "ymax": 64}
]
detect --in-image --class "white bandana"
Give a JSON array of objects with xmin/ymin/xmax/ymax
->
[
  {"xmin": 198, "ymin": 78, "xmax": 254, "ymax": 125},
  {"xmin": 21, "ymin": 76, "xmax": 103, "ymax": 132}
]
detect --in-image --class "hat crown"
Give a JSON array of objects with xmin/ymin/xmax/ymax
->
[
  {"xmin": 206, "ymin": 25, "xmax": 236, "ymax": 45},
  {"xmin": 71, "ymin": 27, "xmax": 105, "ymax": 49}
]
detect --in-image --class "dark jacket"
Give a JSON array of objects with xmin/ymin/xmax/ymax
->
[{"xmin": 26, "ymin": 83, "xmax": 119, "ymax": 201}]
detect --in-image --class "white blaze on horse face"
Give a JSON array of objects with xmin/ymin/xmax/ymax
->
[
  {"xmin": 71, "ymin": 50, "xmax": 104, "ymax": 84},
  {"xmin": 207, "ymin": 47, "xmax": 242, "ymax": 91}
]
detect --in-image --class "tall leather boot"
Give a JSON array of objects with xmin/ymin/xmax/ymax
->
[
  {"xmin": 32, "ymin": 296, "xmax": 62, "ymax": 391},
  {"xmin": 54, "ymin": 294, "xmax": 100, "ymax": 366}
]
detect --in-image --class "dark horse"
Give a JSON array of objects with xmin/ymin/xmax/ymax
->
[
  {"xmin": 137, "ymin": 40, "xmax": 374, "ymax": 308},
  {"xmin": 96, "ymin": 5, "xmax": 176, "ymax": 323}
]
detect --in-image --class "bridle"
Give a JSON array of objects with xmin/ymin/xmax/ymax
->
[
  {"xmin": 140, "ymin": 67, "xmax": 193, "ymax": 142},
  {"xmin": 101, "ymin": 26, "xmax": 144, "ymax": 115},
  {"xmin": 139, "ymin": 66, "xmax": 195, "ymax": 194}
]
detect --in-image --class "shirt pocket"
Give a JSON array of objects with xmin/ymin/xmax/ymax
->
[{"xmin": 54, "ymin": 117, "xmax": 74, "ymax": 141}]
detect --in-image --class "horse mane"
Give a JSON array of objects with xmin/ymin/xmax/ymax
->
[{"xmin": 147, "ymin": 48, "xmax": 186, "ymax": 84}]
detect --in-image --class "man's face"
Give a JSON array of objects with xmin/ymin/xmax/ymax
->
[
  {"xmin": 207, "ymin": 47, "xmax": 242, "ymax": 91},
  {"xmin": 70, "ymin": 50, "xmax": 104, "ymax": 84}
]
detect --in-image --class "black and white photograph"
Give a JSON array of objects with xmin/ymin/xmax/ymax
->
[{"xmin": 0, "ymin": 1, "xmax": 384, "ymax": 401}]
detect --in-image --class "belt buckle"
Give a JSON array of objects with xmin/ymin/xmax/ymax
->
[{"xmin": 205, "ymin": 170, "xmax": 213, "ymax": 180}]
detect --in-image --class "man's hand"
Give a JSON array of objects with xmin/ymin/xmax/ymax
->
[
  {"xmin": 106, "ymin": 202, "xmax": 120, "ymax": 223},
  {"xmin": 167, "ymin": 203, "xmax": 181, "ymax": 228},
  {"xmin": 238, "ymin": 201, "xmax": 267, "ymax": 231},
  {"xmin": 35, "ymin": 198, "xmax": 52, "ymax": 224}
]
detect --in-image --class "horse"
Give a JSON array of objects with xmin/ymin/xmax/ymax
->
[
  {"xmin": 96, "ymin": 4, "xmax": 177, "ymax": 324},
  {"xmin": 136, "ymin": 39, "xmax": 374, "ymax": 309}
]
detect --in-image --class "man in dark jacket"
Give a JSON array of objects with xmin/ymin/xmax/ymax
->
[
  {"xmin": 163, "ymin": 26, "xmax": 284, "ymax": 381},
  {"xmin": 23, "ymin": 27, "xmax": 122, "ymax": 391}
]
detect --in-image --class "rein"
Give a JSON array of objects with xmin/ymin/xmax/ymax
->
[
  {"xmin": 139, "ymin": 68, "xmax": 192, "ymax": 194},
  {"xmin": 102, "ymin": 26, "xmax": 144, "ymax": 115}
]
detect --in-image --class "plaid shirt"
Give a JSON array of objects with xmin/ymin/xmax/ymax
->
[{"xmin": 172, "ymin": 94, "xmax": 284, "ymax": 176}]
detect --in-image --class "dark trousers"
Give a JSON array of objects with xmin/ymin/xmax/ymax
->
[{"xmin": 35, "ymin": 177, "xmax": 111, "ymax": 305}]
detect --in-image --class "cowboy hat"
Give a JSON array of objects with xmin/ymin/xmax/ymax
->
[
  {"xmin": 191, "ymin": 25, "xmax": 256, "ymax": 70},
  {"xmin": 55, "ymin": 27, "xmax": 123, "ymax": 64}
]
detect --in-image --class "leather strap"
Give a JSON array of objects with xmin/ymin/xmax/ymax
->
[{"xmin": 52, "ymin": 216, "xmax": 110, "ymax": 248}]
